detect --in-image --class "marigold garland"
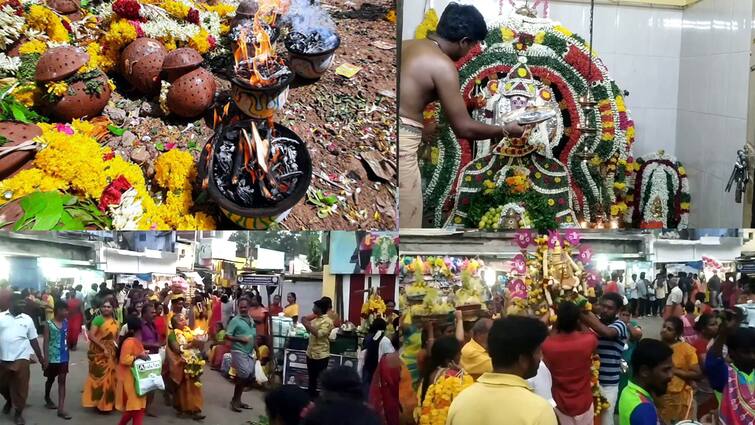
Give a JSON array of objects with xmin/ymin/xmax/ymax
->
[
  {"xmin": 154, "ymin": 148, "xmax": 195, "ymax": 191},
  {"xmin": 418, "ymin": 374, "xmax": 473, "ymax": 425},
  {"xmin": 17, "ymin": 39, "xmax": 47, "ymax": 55},
  {"xmin": 26, "ymin": 5, "xmax": 69, "ymax": 42},
  {"xmin": 414, "ymin": 8, "xmax": 438, "ymax": 40}
]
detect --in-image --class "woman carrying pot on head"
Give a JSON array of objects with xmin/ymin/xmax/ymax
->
[{"xmin": 166, "ymin": 313, "xmax": 205, "ymax": 420}]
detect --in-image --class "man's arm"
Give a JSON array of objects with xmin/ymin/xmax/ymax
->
[
  {"xmin": 434, "ymin": 60, "xmax": 522, "ymax": 141},
  {"xmin": 580, "ymin": 311, "xmax": 619, "ymax": 339}
]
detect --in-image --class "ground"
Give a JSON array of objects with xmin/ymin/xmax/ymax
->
[
  {"xmin": 102, "ymin": 0, "xmax": 397, "ymax": 231},
  {"xmin": 9, "ymin": 341, "xmax": 268, "ymax": 425}
]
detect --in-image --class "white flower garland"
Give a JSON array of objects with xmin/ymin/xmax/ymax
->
[
  {"xmin": 0, "ymin": 52, "xmax": 20, "ymax": 77},
  {"xmin": 0, "ymin": 5, "xmax": 25, "ymax": 51},
  {"xmin": 109, "ymin": 188, "xmax": 143, "ymax": 230}
]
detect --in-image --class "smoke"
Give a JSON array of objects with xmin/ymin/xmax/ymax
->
[{"xmin": 283, "ymin": 0, "xmax": 336, "ymax": 36}]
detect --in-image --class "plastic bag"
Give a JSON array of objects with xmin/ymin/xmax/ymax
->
[
  {"xmin": 132, "ymin": 354, "xmax": 165, "ymax": 396},
  {"xmin": 158, "ymin": 347, "xmax": 166, "ymax": 363},
  {"xmin": 254, "ymin": 360, "xmax": 268, "ymax": 385}
]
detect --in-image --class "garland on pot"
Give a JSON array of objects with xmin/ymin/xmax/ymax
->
[
  {"xmin": 626, "ymin": 150, "xmax": 689, "ymax": 229},
  {"xmin": 419, "ymin": 12, "xmax": 635, "ymax": 227},
  {"xmin": 0, "ymin": 121, "xmax": 216, "ymax": 229}
]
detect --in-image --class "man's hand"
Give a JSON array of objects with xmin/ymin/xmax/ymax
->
[
  {"xmin": 454, "ymin": 310, "xmax": 463, "ymax": 322},
  {"xmin": 502, "ymin": 121, "xmax": 528, "ymax": 138}
]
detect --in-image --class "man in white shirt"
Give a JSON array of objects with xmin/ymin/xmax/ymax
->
[
  {"xmin": 665, "ymin": 278, "xmax": 684, "ymax": 318},
  {"xmin": 0, "ymin": 290, "xmax": 47, "ymax": 425}
]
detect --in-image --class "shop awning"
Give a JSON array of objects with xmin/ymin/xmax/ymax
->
[{"xmin": 102, "ymin": 247, "xmax": 178, "ymax": 274}]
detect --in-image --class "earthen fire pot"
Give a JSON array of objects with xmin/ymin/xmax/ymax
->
[
  {"xmin": 34, "ymin": 46, "xmax": 89, "ymax": 83},
  {"xmin": 161, "ymin": 47, "xmax": 203, "ymax": 83},
  {"xmin": 46, "ymin": 73, "xmax": 112, "ymax": 122},
  {"xmin": 166, "ymin": 67, "xmax": 216, "ymax": 118},
  {"xmin": 0, "ymin": 122, "xmax": 42, "ymax": 180},
  {"xmin": 120, "ymin": 38, "xmax": 168, "ymax": 95}
]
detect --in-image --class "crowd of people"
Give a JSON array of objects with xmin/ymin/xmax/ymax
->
[
  {"xmin": 388, "ymin": 272, "xmax": 755, "ymax": 425},
  {"xmin": 0, "ymin": 280, "xmax": 386, "ymax": 425}
]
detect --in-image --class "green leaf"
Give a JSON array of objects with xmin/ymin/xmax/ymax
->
[
  {"xmin": 323, "ymin": 195, "xmax": 338, "ymax": 205},
  {"xmin": 155, "ymin": 142, "xmax": 165, "ymax": 151},
  {"xmin": 57, "ymin": 211, "xmax": 85, "ymax": 230},
  {"xmin": 19, "ymin": 191, "xmax": 51, "ymax": 217},
  {"xmin": 31, "ymin": 198, "xmax": 64, "ymax": 230},
  {"xmin": 107, "ymin": 125, "xmax": 125, "ymax": 136},
  {"xmin": 10, "ymin": 103, "xmax": 28, "ymax": 123}
]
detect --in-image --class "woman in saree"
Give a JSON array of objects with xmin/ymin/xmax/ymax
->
[
  {"xmin": 659, "ymin": 316, "xmax": 703, "ymax": 423},
  {"xmin": 370, "ymin": 332, "xmax": 417, "ymax": 425},
  {"xmin": 66, "ymin": 292, "xmax": 84, "ymax": 351},
  {"xmin": 115, "ymin": 316, "xmax": 150, "ymax": 425},
  {"xmin": 82, "ymin": 298, "xmax": 120, "ymax": 413},
  {"xmin": 191, "ymin": 295, "xmax": 209, "ymax": 334},
  {"xmin": 167, "ymin": 313, "xmax": 205, "ymax": 420}
]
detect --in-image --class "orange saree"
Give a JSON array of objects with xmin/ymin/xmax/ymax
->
[
  {"xmin": 167, "ymin": 330, "xmax": 203, "ymax": 414},
  {"xmin": 82, "ymin": 315, "xmax": 120, "ymax": 411}
]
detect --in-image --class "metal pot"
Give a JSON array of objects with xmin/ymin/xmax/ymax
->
[
  {"xmin": 229, "ymin": 66, "xmax": 293, "ymax": 119},
  {"xmin": 284, "ymin": 32, "xmax": 340, "ymax": 79},
  {"xmin": 198, "ymin": 120, "xmax": 312, "ymax": 229}
]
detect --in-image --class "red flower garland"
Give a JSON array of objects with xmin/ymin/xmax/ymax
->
[
  {"xmin": 98, "ymin": 175, "xmax": 133, "ymax": 212},
  {"xmin": 112, "ymin": 0, "xmax": 142, "ymax": 21}
]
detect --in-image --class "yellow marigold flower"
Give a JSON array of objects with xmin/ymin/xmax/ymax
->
[
  {"xmin": 626, "ymin": 126, "xmax": 636, "ymax": 140},
  {"xmin": 162, "ymin": 0, "xmax": 190, "ymax": 19},
  {"xmin": 154, "ymin": 149, "xmax": 196, "ymax": 191},
  {"xmin": 589, "ymin": 156, "xmax": 601, "ymax": 166},
  {"xmin": 18, "ymin": 39, "xmax": 47, "ymax": 55},
  {"xmin": 680, "ymin": 202, "xmax": 690, "ymax": 209},
  {"xmin": 616, "ymin": 95, "xmax": 626, "ymax": 112},
  {"xmin": 11, "ymin": 84, "xmax": 40, "ymax": 107},
  {"xmin": 613, "ymin": 182, "xmax": 626, "ymax": 191},
  {"xmin": 189, "ymin": 29, "xmax": 211, "ymax": 54},
  {"xmin": 547, "ymin": 198, "xmax": 555, "ymax": 206},
  {"xmin": 414, "ymin": 8, "xmax": 438, "ymax": 40},
  {"xmin": 27, "ymin": 5, "xmax": 70, "ymax": 42},
  {"xmin": 47, "ymin": 81, "xmax": 69, "ymax": 97},
  {"xmin": 200, "ymin": 2, "xmax": 235, "ymax": 16},
  {"xmin": 78, "ymin": 42, "xmax": 103, "ymax": 73},
  {"xmin": 70, "ymin": 119, "xmax": 95, "ymax": 136},
  {"xmin": 0, "ymin": 169, "xmax": 69, "ymax": 204},
  {"xmin": 163, "ymin": 36, "xmax": 178, "ymax": 51},
  {"xmin": 553, "ymin": 25, "xmax": 573, "ymax": 37},
  {"xmin": 105, "ymin": 19, "xmax": 138, "ymax": 50},
  {"xmin": 678, "ymin": 166, "xmax": 686, "ymax": 176},
  {"xmin": 534, "ymin": 31, "xmax": 545, "ymax": 44},
  {"xmin": 220, "ymin": 23, "xmax": 230, "ymax": 35},
  {"xmin": 501, "ymin": 27, "xmax": 515, "ymax": 41}
]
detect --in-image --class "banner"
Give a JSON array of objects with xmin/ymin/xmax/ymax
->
[
  {"xmin": 329, "ymin": 231, "xmax": 399, "ymax": 275},
  {"xmin": 282, "ymin": 349, "xmax": 358, "ymax": 389}
]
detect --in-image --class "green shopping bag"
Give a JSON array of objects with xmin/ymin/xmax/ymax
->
[{"xmin": 131, "ymin": 354, "xmax": 165, "ymax": 396}]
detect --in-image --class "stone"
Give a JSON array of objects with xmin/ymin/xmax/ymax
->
[
  {"xmin": 130, "ymin": 146, "xmax": 150, "ymax": 164},
  {"xmin": 121, "ymin": 131, "xmax": 138, "ymax": 146},
  {"xmin": 104, "ymin": 105, "xmax": 127, "ymax": 123},
  {"xmin": 140, "ymin": 101, "xmax": 164, "ymax": 117}
]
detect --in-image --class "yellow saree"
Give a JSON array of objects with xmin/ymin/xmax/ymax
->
[{"xmin": 82, "ymin": 315, "xmax": 119, "ymax": 411}]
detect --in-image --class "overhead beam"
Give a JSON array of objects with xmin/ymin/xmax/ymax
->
[{"xmin": 552, "ymin": 0, "xmax": 701, "ymax": 9}]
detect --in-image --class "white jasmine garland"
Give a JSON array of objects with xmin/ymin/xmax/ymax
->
[
  {"xmin": 141, "ymin": 19, "xmax": 200, "ymax": 42},
  {"xmin": 199, "ymin": 10, "xmax": 221, "ymax": 39},
  {"xmin": 0, "ymin": 5, "xmax": 25, "ymax": 51},
  {"xmin": 109, "ymin": 188, "xmax": 143, "ymax": 230},
  {"xmin": 0, "ymin": 53, "xmax": 20, "ymax": 77}
]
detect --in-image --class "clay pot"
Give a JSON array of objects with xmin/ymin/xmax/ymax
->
[
  {"xmin": 46, "ymin": 0, "xmax": 79, "ymax": 14},
  {"xmin": 47, "ymin": 72, "xmax": 111, "ymax": 121},
  {"xmin": 120, "ymin": 38, "xmax": 167, "ymax": 95},
  {"xmin": 35, "ymin": 46, "xmax": 89, "ymax": 82},
  {"xmin": 166, "ymin": 67, "xmax": 216, "ymax": 118},
  {"xmin": 161, "ymin": 47, "xmax": 202, "ymax": 82},
  {"xmin": 64, "ymin": 9, "xmax": 84, "ymax": 21},
  {"xmin": 0, "ymin": 122, "xmax": 42, "ymax": 179},
  {"xmin": 6, "ymin": 37, "xmax": 27, "ymax": 58},
  {"xmin": 230, "ymin": 0, "xmax": 258, "ymax": 29}
]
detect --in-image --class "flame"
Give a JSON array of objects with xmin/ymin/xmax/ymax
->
[{"xmin": 232, "ymin": 0, "xmax": 285, "ymax": 87}]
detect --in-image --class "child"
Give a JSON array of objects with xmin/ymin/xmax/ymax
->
[
  {"xmin": 116, "ymin": 316, "xmax": 150, "ymax": 425},
  {"xmin": 42, "ymin": 301, "xmax": 71, "ymax": 420}
]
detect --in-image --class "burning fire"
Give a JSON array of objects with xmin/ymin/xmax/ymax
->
[{"xmin": 233, "ymin": 0, "xmax": 290, "ymax": 87}]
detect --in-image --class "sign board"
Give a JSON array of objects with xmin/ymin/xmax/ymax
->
[
  {"xmin": 237, "ymin": 274, "xmax": 281, "ymax": 286},
  {"xmin": 256, "ymin": 247, "xmax": 285, "ymax": 270},
  {"xmin": 198, "ymin": 238, "xmax": 237, "ymax": 265},
  {"xmin": 282, "ymin": 349, "xmax": 358, "ymax": 389},
  {"xmin": 176, "ymin": 240, "xmax": 195, "ymax": 270}
]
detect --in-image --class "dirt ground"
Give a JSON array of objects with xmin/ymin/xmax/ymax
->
[{"xmin": 103, "ymin": 0, "xmax": 397, "ymax": 231}]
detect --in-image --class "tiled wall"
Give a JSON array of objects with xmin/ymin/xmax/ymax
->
[
  {"xmin": 676, "ymin": 0, "xmax": 751, "ymax": 228},
  {"xmin": 401, "ymin": 0, "xmax": 752, "ymax": 228}
]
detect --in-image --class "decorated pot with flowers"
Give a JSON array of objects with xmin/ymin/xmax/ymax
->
[
  {"xmin": 120, "ymin": 38, "xmax": 168, "ymax": 95},
  {"xmin": 165, "ymin": 67, "xmax": 216, "ymax": 118},
  {"xmin": 0, "ymin": 122, "xmax": 42, "ymax": 179},
  {"xmin": 283, "ymin": 30, "xmax": 340, "ymax": 80},
  {"xmin": 35, "ymin": 46, "xmax": 111, "ymax": 121},
  {"xmin": 199, "ymin": 119, "xmax": 311, "ymax": 229},
  {"xmin": 161, "ymin": 47, "xmax": 202, "ymax": 83}
]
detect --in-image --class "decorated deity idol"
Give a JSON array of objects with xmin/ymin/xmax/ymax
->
[{"xmin": 543, "ymin": 236, "xmax": 581, "ymax": 291}]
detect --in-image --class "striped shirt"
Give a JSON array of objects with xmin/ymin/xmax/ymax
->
[{"xmin": 597, "ymin": 319, "xmax": 628, "ymax": 386}]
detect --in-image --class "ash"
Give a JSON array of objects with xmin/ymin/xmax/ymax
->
[
  {"xmin": 230, "ymin": 19, "xmax": 277, "ymax": 43},
  {"xmin": 285, "ymin": 29, "xmax": 338, "ymax": 53},
  {"xmin": 213, "ymin": 122, "xmax": 304, "ymax": 207}
]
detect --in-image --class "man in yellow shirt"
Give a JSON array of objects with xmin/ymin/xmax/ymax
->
[
  {"xmin": 301, "ymin": 300, "xmax": 334, "ymax": 398},
  {"xmin": 447, "ymin": 316, "xmax": 557, "ymax": 425},
  {"xmin": 460, "ymin": 318, "xmax": 493, "ymax": 380}
]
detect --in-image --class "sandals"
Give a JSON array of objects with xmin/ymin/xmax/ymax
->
[
  {"xmin": 230, "ymin": 402, "xmax": 242, "ymax": 413},
  {"xmin": 57, "ymin": 412, "xmax": 72, "ymax": 420},
  {"xmin": 192, "ymin": 413, "xmax": 206, "ymax": 421},
  {"xmin": 44, "ymin": 400, "xmax": 57, "ymax": 410},
  {"xmin": 239, "ymin": 403, "xmax": 253, "ymax": 410}
]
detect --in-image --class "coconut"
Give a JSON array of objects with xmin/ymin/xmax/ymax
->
[
  {"xmin": 161, "ymin": 47, "xmax": 202, "ymax": 83},
  {"xmin": 120, "ymin": 38, "xmax": 168, "ymax": 95},
  {"xmin": 34, "ymin": 46, "xmax": 89, "ymax": 83},
  {"xmin": 47, "ymin": 72, "xmax": 112, "ymax": 121},
  {"xmin": 166, "ymin": 67, "xmax": 216, "ymax": 118},
  {"xmin": 0, "ymin": 122, "xmax": 42, "ymax": 179}
]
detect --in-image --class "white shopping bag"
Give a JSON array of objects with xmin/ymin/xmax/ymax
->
[
  {"xmin": 132, "ymin": 354, "xmax": 165, "ymax": 396},
  {"xmin": 254, "ymin": 360, "xmax": 268, "ymax": 385}
]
